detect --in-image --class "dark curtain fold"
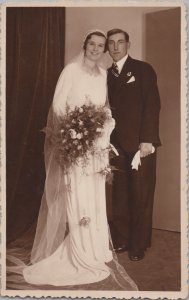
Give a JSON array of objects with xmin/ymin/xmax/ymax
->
[{"xmin": 6, "ymin": 7, "xmax": 65, "ymax": 242}]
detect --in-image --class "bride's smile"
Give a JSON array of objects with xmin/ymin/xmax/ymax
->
[{"xmin": 85, "ymin": 35, "xmax": 106, "ymax": 62}]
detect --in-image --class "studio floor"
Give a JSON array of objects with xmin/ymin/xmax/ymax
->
[
  {"xmin": 6, "ymin": 229, "xmax": 181, "ymax": 291},
  {"xmin": 117, "ymin": 229, "xmax": 181, "ymax": 291}
]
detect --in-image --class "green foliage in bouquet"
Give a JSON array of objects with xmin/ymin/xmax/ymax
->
[{"xmin": 46, "ymin": 103, "xmax": 112, "ymax": 172}]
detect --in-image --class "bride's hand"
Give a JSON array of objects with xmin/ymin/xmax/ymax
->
[{"xmin": 104, "ymin": 116, "xmax": 115, "ymax": 131}]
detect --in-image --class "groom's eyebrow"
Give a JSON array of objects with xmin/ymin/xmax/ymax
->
[{"xmin": 108, "ymin": 39, "xmax": 125, "ymax": 43}]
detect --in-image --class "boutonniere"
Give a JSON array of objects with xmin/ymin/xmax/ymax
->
[
  {"xmin": 126, "ymin": 72, "xmax": 135, "ymax": 83},
  {"xmin": 125, "ymin": 71, "xmax": 135, "ymax": 83}
]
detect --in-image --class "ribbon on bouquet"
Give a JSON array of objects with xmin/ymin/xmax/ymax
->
[
  {"xmin": 109, "ymin": 144, "xmax": 119, "ymax": 156},
  {"xmin": 131, "ymin": 146, "xmax": 155, "ymax": 171}
]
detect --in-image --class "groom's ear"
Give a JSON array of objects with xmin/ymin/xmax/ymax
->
[{"xmin": 127, "ymin": 41, "xmax": 131, "ymax": 50}]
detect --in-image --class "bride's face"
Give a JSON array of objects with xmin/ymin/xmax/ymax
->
[{"xmin": 85, "ymin": 34, "xmax": 106, "ymax": 62}]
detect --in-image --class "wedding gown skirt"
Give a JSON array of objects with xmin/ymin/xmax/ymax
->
[{"xmin": 23, "ymin": 120, "xmax": 114, "ymax": 286}]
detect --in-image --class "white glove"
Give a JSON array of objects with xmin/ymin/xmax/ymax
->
[{"xmin": 131, "ymin": 146, "xmax": 155, "ymax": 171}]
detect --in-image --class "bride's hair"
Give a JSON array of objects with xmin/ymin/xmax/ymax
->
[{"xmin": 83, "ymin": 30, "xmax": 107, "ymax": 53}]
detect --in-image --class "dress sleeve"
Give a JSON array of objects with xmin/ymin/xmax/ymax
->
[{"xmin": 52, "ymin": 64, "xmax": 73, "ymax": 117}]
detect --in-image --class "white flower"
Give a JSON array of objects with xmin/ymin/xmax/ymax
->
[
  {"xmin": 99, "ymin": 166, "xmax": 112, "ymax": 176},
  {"xmin": 76, "ymin": 133, "xmax": 83, "ymax": 139},
  {"xmin": 96, "ymin": 127, "xmax": 102, "ymax": 133},
  {"xmin": 60, "ymin": 129, "xmax": 64, "ymax": 133},
  {"xmin": 84, "ymin": 130, "xmax": 88, "ymax": 135},
  {"xmin": 69, "ymin": 129, "xmax": 77, "ymax": 139},
  {"xmin": 77, "ymin": 145, "xmax": 82, "ymax": 150},
  {"xmin": 79, "ymin": 120, "xmax": 83, "ymax": 126},
  {"xmin": 79, "ymin": 108, "xmax": 83, "ymax": 113},
  {"xmin": 79, "ymin": 216, "xmax": 91, "ymax": 227},
  {"xmin": 104, "ymin": 107, "xmax": 111, "ymax": 117}
]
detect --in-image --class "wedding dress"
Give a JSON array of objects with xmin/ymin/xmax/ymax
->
[
  {"xmin": 23, "ymin": 61, "xmax": 114, "ymax": 286},
  {"xmin": 7, "ymin": 59, "xmax": 138, "ymax": 290}
]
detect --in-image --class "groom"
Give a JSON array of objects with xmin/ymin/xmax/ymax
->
[{"xmin": 107, "ymin": 28, "xmax": 161, "ymax": 261}]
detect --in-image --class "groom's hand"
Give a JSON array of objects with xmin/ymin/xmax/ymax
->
[{"xmin": 139, "ymin": 143, "xmax": 153, "ymax": 157}]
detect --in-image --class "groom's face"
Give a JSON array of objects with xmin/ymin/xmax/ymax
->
[{"xmin": 108, "ymin": 32, "xmax": 130, "ymax": 62}]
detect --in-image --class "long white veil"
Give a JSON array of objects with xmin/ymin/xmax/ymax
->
[
  {"xmin": 30, "ymin": 109, "xmax": 68, "ymax": 263},
  {"xmin": 6, "ymin": 36, "xmax": 138, "ymax": 291},
  {"xmin": 6, "ymin": 108, "xmax": 69, "ymax": 289}
]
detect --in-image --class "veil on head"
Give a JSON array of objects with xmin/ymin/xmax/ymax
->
[{"xmin": 70, "ymin": 29, "xmax": 110, "ymax": 70}]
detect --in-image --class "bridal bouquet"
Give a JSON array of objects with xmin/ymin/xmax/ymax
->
[{"xmin": 47, "ymin": 102, "xmax": 112, "ymax": 172}]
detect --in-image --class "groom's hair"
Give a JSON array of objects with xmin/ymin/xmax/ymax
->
[
  {"xmin": 107, "ymin": 28, "xmax": 130, "ymax": 42},
  {"xmin": 83, "ymin": 31, "xmax": 107, "ymax": 53}
]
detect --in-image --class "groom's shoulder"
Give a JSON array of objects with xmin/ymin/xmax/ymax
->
[{"xmin": 130, "ymin": 57, "xmax": 156, "ymax": 74}]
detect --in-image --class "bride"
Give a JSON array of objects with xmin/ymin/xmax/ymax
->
[{"xmin": 8, "ymin": 29, "xmax": 138, "ymax": 290}]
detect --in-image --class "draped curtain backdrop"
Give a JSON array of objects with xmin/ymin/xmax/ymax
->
[{"xmin": 6, "ymin": 7, "xmax": 65, "ymax": 242}]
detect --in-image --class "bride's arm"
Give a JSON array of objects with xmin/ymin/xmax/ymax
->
[{"xmin": 52, "ymin": 65, "xmax": 73, "ymax": 117}]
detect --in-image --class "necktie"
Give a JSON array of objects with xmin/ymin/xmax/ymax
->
[{"xmin": 111, "ymin": 62, "xmax": 119, "ymax": 77}]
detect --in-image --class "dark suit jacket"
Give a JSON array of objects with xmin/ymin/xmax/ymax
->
[{"xmin": 107, "ymin": 56, "xmax": 161, "ymax": 152}]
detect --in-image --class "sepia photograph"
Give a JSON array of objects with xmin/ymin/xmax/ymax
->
[{"xmin": 0, "ymin": 0, "xmax": 188, "ymax": 298}]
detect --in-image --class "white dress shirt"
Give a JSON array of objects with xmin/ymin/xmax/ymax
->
[{"xmin": 115, "ymin": 54, "xmax": 128, "ymax": 74}]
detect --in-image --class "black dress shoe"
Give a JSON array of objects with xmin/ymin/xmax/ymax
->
[
  {"xmin": 113, "ymin": 245, "xmax": 128, "ymax": 253},
  {"xmin": 128, "ymin": 250, "xmax": 145, "ymax": 261}
]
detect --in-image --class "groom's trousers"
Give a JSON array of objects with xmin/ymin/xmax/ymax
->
[{"xmin": 110, "ymin": 148, "xmax": 157, "ymax": 252}]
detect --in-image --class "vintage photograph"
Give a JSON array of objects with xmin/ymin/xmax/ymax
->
[{"xmin": 0, "ymin": 0, "xmax": 188, "ymax": 298}]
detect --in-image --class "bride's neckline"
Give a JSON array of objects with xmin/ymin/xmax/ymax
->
[{"xmin": 81, "ymin": 58, "xmax": 101, "ymax": 76}]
